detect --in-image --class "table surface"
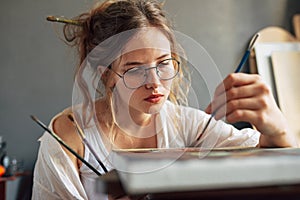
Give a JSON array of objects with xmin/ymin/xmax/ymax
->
[
  {"xmin": 98, "ymin": 169, "xmax": 300, "ymax": 200},
  {"xmin": 0, "ymin": 171, "xmax": 31, "ymax": 200},
  {"xmin": 98, "ymin": 148, "xmax": 300, "ymax": 199}
]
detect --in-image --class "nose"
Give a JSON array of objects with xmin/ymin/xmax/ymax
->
[{"xmin": 144, "ymin": 67, "xmax": 160, "ymax": 89}]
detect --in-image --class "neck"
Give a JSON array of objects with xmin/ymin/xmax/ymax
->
[{"xmin": 115, "ymin": 106, "xmax": 156, "ymax": 137}]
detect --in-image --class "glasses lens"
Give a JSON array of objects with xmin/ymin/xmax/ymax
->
[
  {"xmin": 123, "ymin": 58, "xmax": 179, "ymax": 89},
  {"xmin": 123, "ymin": 67, "xmax": 146, "ymax": 89},
  {"xmin": 157, "ymin": 58, "xmax": 179, "ymax": 80}
]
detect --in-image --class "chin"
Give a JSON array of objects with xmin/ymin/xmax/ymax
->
[{"xmin": 146, "ymin": 103, "xmax": 164, "ymax": 114}]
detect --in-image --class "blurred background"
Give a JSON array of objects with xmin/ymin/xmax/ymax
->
[{"xmin": 0, "ymin": 0, "xmax": 300, "ymax": 199}]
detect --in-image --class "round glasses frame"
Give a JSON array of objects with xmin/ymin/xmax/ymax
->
[{"xmin": 108, "ymin": 58, "xmax": 180, "ymax": 89}]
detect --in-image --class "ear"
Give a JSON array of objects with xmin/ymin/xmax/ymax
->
[
  {"xmin": 97, "ymin": 65, "xmax": 116, "ymax": 88},
  {"xmin": 97, "ymin": 65, "xmax": 112, "ymax": 83},
  {"xmin": 97, "ymin": 65, "xmax": 108, "ymax": 76}
]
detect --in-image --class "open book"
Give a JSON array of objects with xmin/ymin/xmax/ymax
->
[{"xmin": 108, "ymin": 147, "xmax": 300, "ymax": 195}]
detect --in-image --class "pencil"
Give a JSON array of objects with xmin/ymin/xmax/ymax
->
[{"xmin": 196, "ymin": 33, "xmax": 260, "ymax": 141}]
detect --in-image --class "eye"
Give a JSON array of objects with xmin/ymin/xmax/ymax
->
[
  {"xmin": 125, "ymin": 67, "xmax": 145, "ymax": 77},
  {"xmin": 160, "ymin": 59, "xmax": 172, "ymax": 65},
  {"xmin": 158, "ymin": 59, "xmax": 174, "ymax": 71}
]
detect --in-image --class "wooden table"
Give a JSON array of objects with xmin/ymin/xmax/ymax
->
[{"xmin": 0, "ymin": 176, "xmax": 16, "ymax": 200}]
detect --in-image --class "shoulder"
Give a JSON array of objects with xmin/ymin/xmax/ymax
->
[{"xmin": 52, "ymin": 108, "xmax": 84, "ymax": 164}]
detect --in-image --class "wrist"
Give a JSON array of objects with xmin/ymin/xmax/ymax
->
[{"xmin": 259, "ymin": 128, "xmax": 298, "ymax": 148}]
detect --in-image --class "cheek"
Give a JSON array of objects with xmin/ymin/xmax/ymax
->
[
  {"xmin": 113, "ymin": 79, "xmax": 135, "ymax": 104},
  {"xmin": 162, "ymin": 80, "xmax": 173, "ymax": 94}
]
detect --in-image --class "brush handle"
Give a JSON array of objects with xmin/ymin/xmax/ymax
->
[
  {"xmin": 68, "ymin": 114, "xmax": 108, "ymax": 173},
  {"xmin": 235, "ymin": 50, "xmax": 250, "ymax": 73},
  {"xmin": 196, "ymin": 49, "xmax": 251, "ymax": 141},
  {"xmin": 83, "ymin": 138, "xmax": 108, "ymax": 173}
]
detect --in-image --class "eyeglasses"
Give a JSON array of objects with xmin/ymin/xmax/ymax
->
[{"xmin": 108, "ymin": 58, "xmax": 180, "ymax": 89}]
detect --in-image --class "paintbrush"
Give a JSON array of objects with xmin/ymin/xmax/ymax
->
[
  {"xmin": 30, "ymin": 115, "xmax": 101, "ymax": 176},
  {"xmin": 67, "ymin": 114, "xmax": 108, "ymax": 173},
  {"xmin": 46, "ymin": 15, "xmax": 82, "ymax": 26},
  {"xmin": 196, "ymin": 33, "xmax": 260, "ymax": 141}
]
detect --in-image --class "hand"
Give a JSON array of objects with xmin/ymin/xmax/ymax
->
[{"xmin": 205, "ymin": 73, "xmax": 297, "ymax": 147}]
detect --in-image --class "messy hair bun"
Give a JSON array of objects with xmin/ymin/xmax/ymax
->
[{"xmin": 63, "ymin": 0, "xmax": 171, "ymax": 66}]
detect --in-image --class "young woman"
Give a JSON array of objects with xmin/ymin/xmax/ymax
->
[{"xmin": 32, "ymin": 0, "xmax": 297, "ymax": 199}]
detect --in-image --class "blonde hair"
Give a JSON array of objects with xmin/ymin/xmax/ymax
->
[{"xmin": 63, "ymin": 0, "xmax": 191, "ymax": 144}]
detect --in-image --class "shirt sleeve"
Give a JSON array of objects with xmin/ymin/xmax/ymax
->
[
  {"xmin": 179, "ymin": 105, "xmax": 260, "ymax": 148},
  {"xmin": 32, "ymin": 132, "xmax": 88, "ymax": 200}
]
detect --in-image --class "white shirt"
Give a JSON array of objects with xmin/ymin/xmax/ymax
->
[{"xmin": 32, "ymin": 101, "xmax": 260, "ymax": 199}]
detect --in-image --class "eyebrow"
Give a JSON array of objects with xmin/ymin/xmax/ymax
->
[{"xmin": 123, "ymin": 54, "xmax": 171, "ymax": 67}]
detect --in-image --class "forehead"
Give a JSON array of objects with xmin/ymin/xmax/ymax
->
[{"xmin": 122, "ymin": 27, "xmax": 171, "ymax": 57}]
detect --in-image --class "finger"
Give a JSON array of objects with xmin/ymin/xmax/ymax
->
[
  {"xmin": 213, "ymin": 96, "xmax": 263, "ymax": 120},
  {"xmin": 214, "ymin": 73, "xmax": 261, "ymax": 97},
  {"xmin": 205, "ymin": 103, "xmax": 212, "ymax": 114},
  {"xmin": 225, "ymin": 98, "xmax": 262, "ymax": 117},
  {"xmin": 211, "ymin": 81, "xmax": 269, "ymax": 114},
  {"xmin": 225, "ymin": 109, "xmax": 261, "ymax": 125},
  {"xmin": 212, "ymin": 103, "xmax": 227, "ymax": 120}
]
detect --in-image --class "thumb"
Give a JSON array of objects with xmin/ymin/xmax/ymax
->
[{"xmin": 205, "ymin": 103, "xmax": 212, "ymax": 114}]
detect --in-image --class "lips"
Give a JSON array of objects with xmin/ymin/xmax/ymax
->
[{"xmin": 144, "ymin": 94, "xmax": 164, "ymax": 103}]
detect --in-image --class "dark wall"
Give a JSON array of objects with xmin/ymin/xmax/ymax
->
[{"xmin": 0, "ymin": 0, "xmax": 299, "ymax": 198}]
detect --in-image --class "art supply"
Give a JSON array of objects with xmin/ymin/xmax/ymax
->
[
  {"xmin": 46, "ymin": 15, "xmax": 82, "ymax": 26},
  {"xmin": 67, "ymin": 114, "xmax": 108, "ymax": 173},
  {"xmin": 30, "ymin": 115, "xmax": 101, "ymax": 176},
  {"xmin": 196, "ymin": 33, "xmax": 260, "ymax": 141}
]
